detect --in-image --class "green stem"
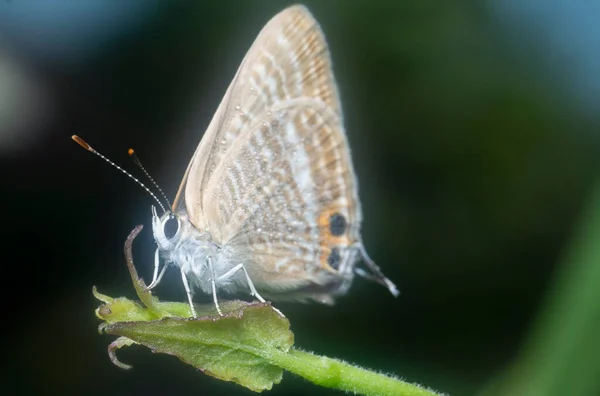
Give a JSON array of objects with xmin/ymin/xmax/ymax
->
[{"xmin": 271, "ymin": 348, "xmax": 442, "ymax": 396}]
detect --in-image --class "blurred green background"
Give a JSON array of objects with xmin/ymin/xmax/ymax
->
[{"xmin": 2, "ymin": 1, "xmax": 599, "ymax": 395}]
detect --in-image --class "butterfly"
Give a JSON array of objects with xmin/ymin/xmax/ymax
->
[{"xmin": 76, "ymin": 5, "xmax": 398, "ymax": 317}]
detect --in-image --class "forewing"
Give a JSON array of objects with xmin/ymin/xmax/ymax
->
[{"xmin": 173, "ymin": 5, "xmax": 341, "ymax": 229}]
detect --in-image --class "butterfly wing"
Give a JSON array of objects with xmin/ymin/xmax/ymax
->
[
  {"xmin": 207, "ymin": 99, "xmax": 364, "ymax": 302},
  {"xmin": 175, "ymin": 5, "xmax": 375, "ymax": 302},
  {"xmin": 172, "ymin": 5, "xmax": 340, "ymax": 228}
]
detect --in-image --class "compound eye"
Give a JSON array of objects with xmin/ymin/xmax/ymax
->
[{"xmin": 163, "ymin": 215, "xmax": 180, "ymax": 239}]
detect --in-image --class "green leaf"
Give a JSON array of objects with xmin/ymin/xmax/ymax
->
[
  {"xmin": 94, "ymin": 224, "xmax": 293, "ymax": 391},
  {"xmin": 103, "ymin": 300, "xmax": 293, "ymax": 392}
]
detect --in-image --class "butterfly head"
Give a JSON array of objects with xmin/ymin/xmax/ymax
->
[{"xmin": 151, "ymin": 205, "xmax": 186, "ymax": 251}]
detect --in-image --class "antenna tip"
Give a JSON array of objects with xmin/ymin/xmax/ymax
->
[
  {"xmin": 128, "ymin": 148, "xmax": 135, "ymax": 156},
  {"xmin": 72, "ymin": 135, "xmax": 92, "ymax": 151}
]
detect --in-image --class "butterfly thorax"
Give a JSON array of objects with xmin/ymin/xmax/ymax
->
[{"xmin": 151, "ymin": 206, "xmax": 236, "ymax": 294}]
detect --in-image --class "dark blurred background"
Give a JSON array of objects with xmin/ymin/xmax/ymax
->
[{"xmin": 3, "ymin": 1, "xmax": 600, "ymax": 395}]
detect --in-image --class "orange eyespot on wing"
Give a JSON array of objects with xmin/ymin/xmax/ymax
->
[
  {"xmin": 328, "ymin": 212, "xmax": 347, "ymax": 236},
  {"xmin": 317, "ymin": 208, "xmax": 351, "ymax": 271}
]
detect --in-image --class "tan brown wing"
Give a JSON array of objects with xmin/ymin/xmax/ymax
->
[
  {"xmin": 172, "ymin": 5, "xmax": 342, "ymax": 232},
  {"xmin": 203, "ymin": 99, "xmax": 362, "ymax": 301}
]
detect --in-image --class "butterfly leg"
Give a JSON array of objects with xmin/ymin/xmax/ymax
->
[
  {"xmin": 206, "ymin": 256, "xmax": 223, "ymax": 316},
  {"xmin": 217, "ymin": 264, "xmax": 284, "ymax": 317},
  {"xmin": 216, "ymin": 264, "xmax": 265, "ymax": 302},
  {"xmin": 148, "ymin": 264, "xmax": 168, "ymax": 290},
  {"xmin": 147, "ymin": 248, "xmax": 167, "ymax": 289},
  {"xmin": 180, "ymin": 268, "xmax": 198, "ymax": 318}
]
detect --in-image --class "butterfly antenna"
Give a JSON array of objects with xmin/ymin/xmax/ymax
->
[
  {"xmin": 71, "ymin": 135, "xmax": 167, "ymax": 213},
  {"xmin": 128, "ymin": 148, "xmax": 172, "ymax": 209}
]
